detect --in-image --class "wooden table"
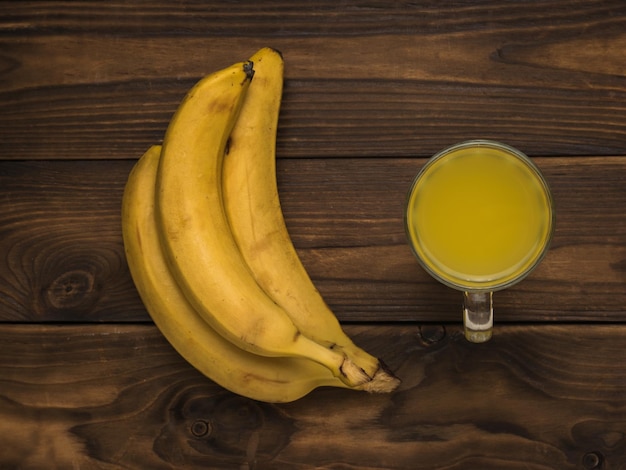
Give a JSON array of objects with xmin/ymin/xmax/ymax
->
[{"xmin": 2, "ymin": 2, "xmax": 625, "ymax": 468}]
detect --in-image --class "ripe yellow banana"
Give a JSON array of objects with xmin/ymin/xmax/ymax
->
[
  {"xmin": 155, "ymin": 59, "xmax": 370, "ymax": 387},
  {"xmin": 122, "ymin": 145, "xmax": 355, "ymax": 403},
  {"xmin": 223, "ymin": 47, "xmax": 399, "ymax": 392}
]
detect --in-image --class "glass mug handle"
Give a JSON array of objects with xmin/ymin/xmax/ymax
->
[{"xmin": 463, "ymin": 291, "xmax": 493, "ymax": 343}]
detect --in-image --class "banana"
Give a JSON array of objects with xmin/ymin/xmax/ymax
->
[
  {"xmin": 155, "ymin": 59, "xmax": 371, "ymax": 387},
  {"xmin": 122, "ymin": 145, "xmax": 354, "ymax": 403},
  {"xmin": 223, "ymin": 47, "xmax": 399, "ymax": 392}
]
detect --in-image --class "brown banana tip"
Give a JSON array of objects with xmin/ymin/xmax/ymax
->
[
  {"xmin": 243, "ymin": 60, "xmax": 255, "ymax": 79},
  {"xmin": 361, "ymin": 366, "xmax": 401, "ymax": 394}
]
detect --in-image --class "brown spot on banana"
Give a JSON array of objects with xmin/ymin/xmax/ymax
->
[{"xmin": 135, "ymin": 225, "xmax": 142, "ymax": 253}]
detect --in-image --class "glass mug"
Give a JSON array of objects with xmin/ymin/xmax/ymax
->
[{"xmin": 405, "ymin": 140, "xmax": 555, "ymax": 342}]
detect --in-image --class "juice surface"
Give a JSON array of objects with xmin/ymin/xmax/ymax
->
[{"xmin": 406, "ymin": 145, "xmax": 553, "ymax": 290}]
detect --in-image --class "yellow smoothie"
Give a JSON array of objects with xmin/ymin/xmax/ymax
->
[{"xmin": 406, "ymin": 143, "xmax": 553, "ymax": 290}]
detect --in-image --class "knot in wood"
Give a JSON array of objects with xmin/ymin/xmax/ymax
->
[
  {"xmin": 418, "ymin": 325, "xmax": 446, "ymax": 345},
  {"xmin": 44, "ymin": 269, "xmax": 98, "ymax": 311},
  {"xmin": 582, "ymin": 451, "xmax": 603, "ymax": 469},
  {"xmin": 154, "ymin": 390, "xmax": 295, "ymax": 465},
  {"xmin": 191, "ymin": 419, "xmax": 212, "ymax": 438}
]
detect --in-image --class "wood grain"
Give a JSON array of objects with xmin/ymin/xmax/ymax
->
[
  {"xmin": 1, "ymin": 1, "xmax": 626, "ymax": 160},
  {"xmin": 0, "ymin": 160, "xmax": 138, "ymax": 322},
  {"xmin": 3, "ymin": 1, "xmax": 624, "ymax": 36},
  {"xmin": 0, "ymin": 323, "xmax": 624, "ymax": 469}
]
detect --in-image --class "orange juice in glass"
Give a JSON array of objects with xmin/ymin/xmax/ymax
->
[{"xmin": 405, "ymin": 140, "xmax": 555, "ymax": 342}]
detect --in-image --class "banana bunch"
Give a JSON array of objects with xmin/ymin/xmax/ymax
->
[{"xmin": 122, "ymin": 48, "xmax": 400, "ymax": 403}]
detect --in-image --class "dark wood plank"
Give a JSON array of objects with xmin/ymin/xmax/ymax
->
[
  {"xmin": 1, "ymin": 2, "xmax": 626, "ymax": 160},
  {"xmin": 1, "ymin": 323, "xmax": 624, "ymax": 469},
  {"xmin": 4, "ymin": 0, "xmax": 624, "ymax": 36},
  {"xmin": 0, "ymin": 156, "xmax": 624, "ymax": 323},
  {"xmin": 0, "ymin": 160, "xmax": 139, "ymax": 322}
]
